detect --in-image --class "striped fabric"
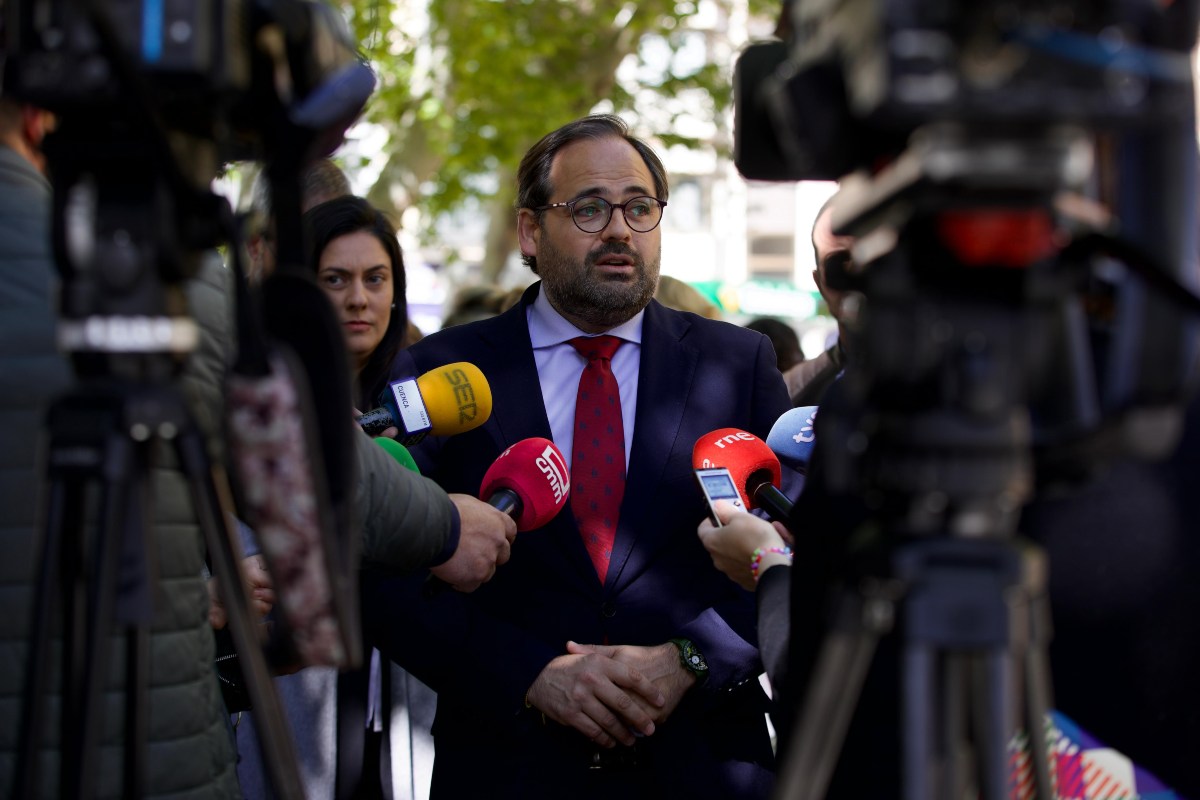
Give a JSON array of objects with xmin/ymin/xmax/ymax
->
[{"xmin": 1008, "ymin": 711, "xmax": 1181, "ymax": 800}]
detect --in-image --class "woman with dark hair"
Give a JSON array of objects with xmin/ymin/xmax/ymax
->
[{"xmin": 304, "ymin": 195, "xmax": 409, "ymax": 409}]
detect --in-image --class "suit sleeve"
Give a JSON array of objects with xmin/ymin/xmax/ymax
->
[
  {"xmin": 362, "ymin": 570, "xmax": 560, "ymax": 720},
  {"xmin": 354, "ymin": 430, "xmax": 458, "ymax": 574},
  {"xmin": 675, "ymin": 332, "xmax": 796, "ymax": 693},
  {"xmin": 756, "ymin": 565, "xmax": 791, "ymax": 695}
]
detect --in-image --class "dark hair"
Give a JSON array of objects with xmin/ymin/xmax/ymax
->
[
  {"xmin": 302, "ymin": 195, "xmax": 407, "ymax": 407},
  {"xmin": 745, "ymin": 316, "xmax": 804, "ymax": 373},
  {"xmin": 251, "ymin": 158, "xmax": 352, "ymax": 220},
  {"xmin": 811, "ymin": 191, "xmax": 839, "ymax": 268},
  {"xmin": 441, "ymin": 284, "xmax": 510, "ymax": 329},
  {"xmin": 516, "ymin": 114, "xmax": 669, "ymax": 272}
]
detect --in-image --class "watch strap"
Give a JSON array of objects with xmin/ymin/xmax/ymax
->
[{"xmin": 669, "ymin": 637, "xmax": 709, "ymax": 684}]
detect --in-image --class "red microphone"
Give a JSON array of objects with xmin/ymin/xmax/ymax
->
[
  {"xmin": 692, "ymin": 428, "xmax": 793, "ymax": 522},
  {"xmin": 480, "ymin": 437, "xmax": 571, "ymax": 531},
  {"xmin": 425, "ymin": 438, "xmax": 570, "ymax": 598}
]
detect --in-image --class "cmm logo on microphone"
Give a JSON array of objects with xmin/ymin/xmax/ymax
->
[{"xmin": 536, "ymin": 444, "xmax": 570, "ymax": 505}]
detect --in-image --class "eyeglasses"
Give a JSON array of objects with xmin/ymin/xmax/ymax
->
[{"xmin": 534, "ymin": 195, "xmax": 667, "ymax": 234}]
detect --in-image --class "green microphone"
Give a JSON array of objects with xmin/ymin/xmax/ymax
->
[{"xmin": 374, "ymin": 436, "xmax": 420, "ymax": 473}]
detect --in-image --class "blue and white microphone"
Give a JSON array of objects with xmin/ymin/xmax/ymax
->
[{"xmin": 766, "ymin": 406, "xmax": 818, "ymax": 474}]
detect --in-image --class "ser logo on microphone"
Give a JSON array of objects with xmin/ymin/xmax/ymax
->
[
  {"xmin": 444, "ymin": 367, "xmax": 480, "ymax": 424},
  {"xmin": 535, "ymin": 443, "xmax": 570, "ymax": 504}
]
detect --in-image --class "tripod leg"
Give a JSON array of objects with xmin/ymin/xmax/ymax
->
[
  {"xmin": 117, "ymin": 444, "xmax": 155, "ymax": 800},
  {"xmin": 903, "ymin": 642, "xmax": 936, "ymax": 800},
  {"xmin": 774, "ymin": 586, "xmax": 894, "ymax": 800},
  {"xmin": 972, "ymin": 649, "xmax": 1013, "ymax": 800},
  {"xmin": 66, "ymin": 434, "xmax": 139, "ymax": 800},
  {"xmin": 124, "ymin": 626, "xmax": 150, "ymax": 800},
  {"xmin": 18, "ymin": 402, "xmax": 154, "ymax": 800},
  {"xmin": 15, "ymin": 471, "xmax": 79, "ymax": 797},
  {"xmin": 1022, "ymin": 550, "xmax": 1056, "ymax": 800},
  {"xmin": 174, "ymin": 428, "xmax": 305, "ymax": 798}
]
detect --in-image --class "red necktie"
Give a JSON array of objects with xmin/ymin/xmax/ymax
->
[{"xmin": 568, "ymin": 335, "xmax": 625, "ymax": 582}]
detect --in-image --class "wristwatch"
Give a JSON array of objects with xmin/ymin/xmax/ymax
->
[{"xmin": 669, "ymin": 638, "xmax": 709, "ymax": 684}]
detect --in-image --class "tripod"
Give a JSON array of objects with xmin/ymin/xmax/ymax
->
[
  {"xmin": 774, "ymin": 533, "xmax": 1055, "ymax": 800},
  {"xmin": 15, "ymin": 374, "xmax": 304, "ymax": 798},
  {"xmin": 768, "ymin": 277, "xmax": 1062, "ymax": 799}
]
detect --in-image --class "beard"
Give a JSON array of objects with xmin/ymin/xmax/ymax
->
[{"xmin": 537, "ymin": 239, "xmax": 660, "ymax": 330}]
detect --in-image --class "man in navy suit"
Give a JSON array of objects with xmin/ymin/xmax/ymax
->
[{"xmin": 365, "ymin": 115, "xmax": 795, "ymax": 799}]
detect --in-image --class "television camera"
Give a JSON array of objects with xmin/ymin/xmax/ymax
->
[
  {"xmin": 3, "ymin": 1, "xmax": 374, "ymax": 796},
  {"xmin": 734, "ymin": 1, "xmax": 1200, "ymax": 798}
]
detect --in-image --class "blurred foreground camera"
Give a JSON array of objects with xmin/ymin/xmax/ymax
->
[
  {"xmin": 736, "ymin": 0, "xmax": 1198, "ymax": 181},
  {"xmin": 3, "ymin": 2, "xmax": 375, "ymax": 795},
  {"xmin": 736, "ymin": 0, "xmax": 1200, "ymax": 482},
  {"xmin": 753, "ymin": 4, "xmax": 1200, "ymax": 798},
  {"xmin": 2, "ymin": 0, "xmax": 373, "ymax": 341}
]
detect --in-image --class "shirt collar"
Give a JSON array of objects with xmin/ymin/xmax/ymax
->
[{"xmin": 528, "ymin": 282, "xmax": 645, "ymax": 349}]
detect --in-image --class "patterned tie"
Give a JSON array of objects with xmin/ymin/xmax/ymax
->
[{"xmin": 568, "ymin": 335, "xmax": 626, "ymax": 582}]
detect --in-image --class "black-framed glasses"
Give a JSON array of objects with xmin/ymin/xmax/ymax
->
[{"xmin": 534, "ymin": 195, "xmax": 667, "ymax": 234}]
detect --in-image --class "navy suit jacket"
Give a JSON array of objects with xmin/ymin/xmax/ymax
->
[{"xmin": 364, "ymin": 283, "xmax": 795, "ymax": 798}]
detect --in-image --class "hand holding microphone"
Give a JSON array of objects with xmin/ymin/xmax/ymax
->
[
  {"xmin": 427, "ymin": 438, "xmax": 571, "ymax": 595},
  {"xmin": 430, "ymin": 495, "xmax": 518, "ymax": 593},
  {"xmin": 373, "ymin": 429, "xmax": 518, "ymax": 593},
  {"xmin": 697, "ymin": 501, "xmax": 793, "ymax": 591},
  {"xmin": 477, "ymin": 437, "xmax": 571, "ymax": 530},
  {"xmin": 357, "ymin": 362, "xmax": 492, "ymax": 444},
  {"xmin": 694, "ymin": 411, "xmax": 819, "ymax": 588}
]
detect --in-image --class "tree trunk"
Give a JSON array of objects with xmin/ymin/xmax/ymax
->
[
  {"xmin": 365, "ymin": 114, "xmax": 443, "ymax": 224},
  {"xmin": 480, "ymin": 167, "xmax": 520, "ymax": 284}
]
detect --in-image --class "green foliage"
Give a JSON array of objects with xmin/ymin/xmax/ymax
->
[{"xmin": 340, "ymin": 0, "xmax": 779, "ymax": 261}]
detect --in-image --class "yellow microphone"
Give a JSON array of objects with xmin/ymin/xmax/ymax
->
[{"xmin": 357, "ymin": 362, "xmax": 492, "ymax": 445}]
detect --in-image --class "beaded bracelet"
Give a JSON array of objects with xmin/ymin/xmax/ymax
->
[{"xmin": 750, "ymin": 546, "xmax": 793, "ymax": 583}]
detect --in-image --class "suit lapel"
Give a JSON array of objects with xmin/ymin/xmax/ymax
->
[
  {"xmin": 477, "ymin": 288, "xmax": 554, "ymax": 448},
  {"xmin": 605, "ymin": 301, "xmax": 697, "ymax": 591}
]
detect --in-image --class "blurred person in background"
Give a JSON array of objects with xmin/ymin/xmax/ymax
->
[
  {"xmin": 654, "ymin": 274, "xmax": 721, "ymax": 319},
  {"xmin": 244, "ymin": 159, "xmax": 353, "ymax": 284},
  {"xmin": 744, "ymin": 317, "xmax": 805, "ymax": 375},
  {"xmin": 440, "ymin": 284, "xmax": 512, "ymax": 329},
  {"xmin": 782, "ymin": 194, "xmax": 854, "ymax": 407}
]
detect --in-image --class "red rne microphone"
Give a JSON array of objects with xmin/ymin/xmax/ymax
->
[
  {"xmin": 480, "ymin": 437, "xmax": 571, "ymax": 531},
  {"xmin": 692, "ymin": 428, "xmax": 793, "ymax": 523}
]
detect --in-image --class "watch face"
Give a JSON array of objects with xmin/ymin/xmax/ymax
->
[{"xmin": 674, "ymin": 638, "xmax": 708, "ymax": 679}]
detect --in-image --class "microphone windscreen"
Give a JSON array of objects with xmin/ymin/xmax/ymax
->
[
  {"xmin": 480, "ymin": 438, "xmax": 571, "ymax": 531},
  {"xmin": 692, "ymin": 428, "xmax": 782, "ymax": 509},
  {"xmin": 766, "ymin": 406, "xmax": 819, "ymax": 473},
  {"xmin": 418, "ymin": 362, "xmax": 492, "ymax": 435},
  {"xmin": 374, "ymin": 437, "xmax": 420, "ymax": 473}
]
